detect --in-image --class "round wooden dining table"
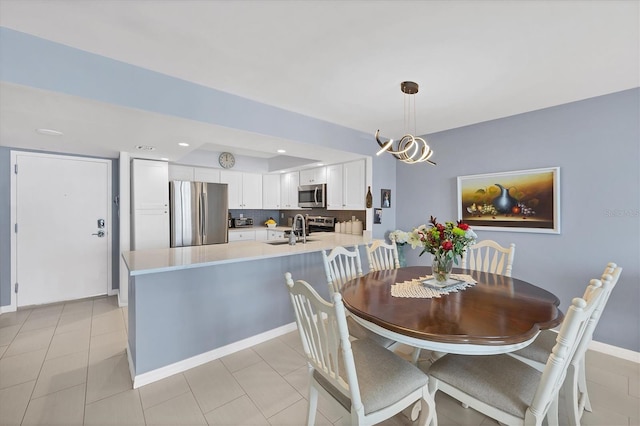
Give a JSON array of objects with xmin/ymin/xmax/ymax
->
[{"xmin": 340, "ymin": 266, "xmax": 563, "ymax": 355}]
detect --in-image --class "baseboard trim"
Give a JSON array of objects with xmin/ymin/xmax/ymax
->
[
  {"xmin": 545, "ymin": 329, "xmax": 639, "ymax": 364},
  {"xmin": 117, "ymin": 290, "xmax": 128, "ymax": 307},
  {"xmin": 130, "ymin": 322, "xmax": 298, "ymax": 389},
  {"xmin": 0, "ymin": 304, "xmax": 17, "ymax": 314},
  {"xmin": 589, "ymin": 339, "xmax": 640, "ymax": 363}
]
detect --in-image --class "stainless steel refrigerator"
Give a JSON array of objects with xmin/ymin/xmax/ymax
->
[{"xmin": 169, "ymin": 181, "xmax": 228, "ymax": 247}]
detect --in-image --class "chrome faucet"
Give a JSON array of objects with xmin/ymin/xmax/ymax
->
[{"xmin": 292, "ymin": 213, "xmax": 306, "ymax": 244}]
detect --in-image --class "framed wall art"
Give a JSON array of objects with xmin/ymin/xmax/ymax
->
[
  {"xmin": 457, "ymin": 167, "xmax": 560, "ymax": 234},
  {"xmin": 374, "ymin": 208, "xmax": 382, "ymax": 224},
  {"xmin": 381, "ymin": 189, "xmax": 391, "ymax": 208}
]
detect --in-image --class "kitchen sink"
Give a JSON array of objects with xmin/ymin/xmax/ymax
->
[{"xmin": 264, "ymin": 238, "xmax": 317, "ymax": 246}]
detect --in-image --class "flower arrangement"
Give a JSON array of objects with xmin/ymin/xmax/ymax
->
[
  {"xmin": 414, "ymin": 216, "xmax": 477, "ymax": 260},
  {"xmin": 389, "ymin": 229, "xmax": 410, "ymax": 245},
  {"xmin": 412, "ymin": 216, "xmax": 477, "ymax": 282}
]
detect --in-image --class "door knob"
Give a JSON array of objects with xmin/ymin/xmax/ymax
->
[{"xmin": 92, "ymin": 230, "xmax": 105, "ymax": 237}]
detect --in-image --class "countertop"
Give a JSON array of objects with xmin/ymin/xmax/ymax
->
[
  {"xmin": 229, "ymin": 226, "xmax": 290, "ymax": 232},
  {"xmin": 122, "ymin": 232, "xmax": 371, "ymax": 276}
]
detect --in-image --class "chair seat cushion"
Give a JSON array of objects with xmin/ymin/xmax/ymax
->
[
  {"xmin": 314, "ymin": 338, "xmax": 428, "ymax": 415},
  {"xmin": 512, "ymin": 329, "xmax": 556, "ymax": 364},
  {"xmin": 426, "ymin": 353, "xmax": 542, "ymax": 418},
  {"xmin": 346, "ymin": 316, "xmax": 395, "ymax": 348}
]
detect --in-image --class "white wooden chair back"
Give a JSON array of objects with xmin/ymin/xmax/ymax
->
[
  {"xmin": 285, "ymin": 272, "xmax": 435, "ymax": 425},
  {"xmin": 527, "ymin": 279, "xmax": 604, "ymax": 422},
  {"xmin": 572, "ymin": 263, "xmax": 622, "ymax": 367},
  {"xmin": 322, "ymin": 245, "xmax": 363, "ymax": 294},
  {"xmin": 461, "ymin": 240, "xmax": 515, "ymax": 277},
  {"xmin": 509, "ymin": 262, "xmax": 622, "ymax": 423},
  {"xmin": 285, "ymin": 273, "xmax": 356, "ymax": 404},
  {"xmin": 366, "ymin": 239, "xmax": 400, "ymax": 272}
]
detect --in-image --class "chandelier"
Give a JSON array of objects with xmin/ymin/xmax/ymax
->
[{"xmin": 375, "ymin": 81, "xmax": 436, "ymax": 165}]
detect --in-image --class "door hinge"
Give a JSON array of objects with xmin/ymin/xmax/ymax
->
[
  {"xmin": 14, "ymin": 283, "xmax": 18, "ymax": 293},
  {"xmin": 14, "ymin": 164, "xmax": 18, "ymax": 174}
]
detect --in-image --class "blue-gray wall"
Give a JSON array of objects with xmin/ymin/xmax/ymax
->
[{"xmin": 397, "ymin": 89, "xmax": 640, "ymax": 352}]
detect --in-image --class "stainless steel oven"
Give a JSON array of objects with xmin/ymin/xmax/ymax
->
[{"xmin": 298, "ymin": 184, "xmax": 326, "ymax": 208}]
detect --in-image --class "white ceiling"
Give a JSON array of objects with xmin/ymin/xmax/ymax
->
[{"xmin": 0, "ymin": 0, "xmax": 638, "ymax": 167}]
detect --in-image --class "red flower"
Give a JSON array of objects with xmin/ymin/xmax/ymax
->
[
  {"xmin": 441, "ymin": 240, "xmax": 453, "ymax": 251},
  {"xmin": 457, "ymin": 222, "xmax": 469, "ymax": 231}
]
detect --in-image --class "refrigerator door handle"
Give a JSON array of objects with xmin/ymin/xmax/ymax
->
[{"xmin": 200, "ymin": 192, "xmax": 206, "ymax": 240}]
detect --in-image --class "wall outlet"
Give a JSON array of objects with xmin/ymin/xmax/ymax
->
[
  {"xmin": 239, "ymin": 213, "xmax": 243, "ymax": 218},
  {"xmin": 281, "ymin": 213, "xmax": 284, "ymax": 218}
]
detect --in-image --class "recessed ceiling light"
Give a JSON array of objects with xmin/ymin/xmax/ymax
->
[
  {"xmin": 178, "ymin": 142, "xmax": 190, "ymax": 147},
  {"xmin": 160, "ymin": 157, "xmax": 169, "ymax": 161},
  {"xmin": 36, "ymin": 128, "xmax": 63, "ymax": 136},
  {"xmin": 277, "ymin": 149, "xmax": 286, "ymax": 153},
  {"xmin": 135, "ymin": 145, "xmax": 156, "ymax": 151},
  {"xmin": 316, "ymin": 163, "xmax": 324, "ymax": 166}
]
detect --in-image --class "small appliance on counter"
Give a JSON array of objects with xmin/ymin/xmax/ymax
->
[{"xmin": 231, "ymin": 217, "xmax": 254, "ymax": 228}]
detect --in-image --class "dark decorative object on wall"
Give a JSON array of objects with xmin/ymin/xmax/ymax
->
[{"xmin": 366, "ymin": 186, "xmax": 373, "ymax": 208}]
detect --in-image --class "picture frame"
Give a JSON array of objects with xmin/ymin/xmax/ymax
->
[
  {"xmin": 374, "ymin": 208, "xmax": 382, "ymax": 224},
  {"xmin": 457, "ymin": 167, "xmax": 560, "ymax": 234},
  {"xmin": 381, "ymin": 189, "xmax": 391, "ymax": 208}
]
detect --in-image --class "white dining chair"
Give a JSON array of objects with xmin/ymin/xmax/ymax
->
[
  {"xmin": 420, "ymin": 277, "xmax": 605, "ymax": 426},
  {"xmin": 461, "ymin": 239, "xmax": 515, "ymax": 277},
  {"xmin": 366, "ymin": 239, "xmax": 400, "ymax": 272},
  {"xmin": 510, "ymin": 262, "xmax": 622, "ymax": 424},
  {"xmin": 322, "ymin": 246, "xmax": 396, "ymax": 348},
  {"xmin": 284, "ymin": 272, "xmax": 435, "ymax": 426}
]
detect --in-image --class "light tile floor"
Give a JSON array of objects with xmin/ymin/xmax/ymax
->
[{"xmin": 0, "ymin": 295, "xmax": 638, "ymax": 425}]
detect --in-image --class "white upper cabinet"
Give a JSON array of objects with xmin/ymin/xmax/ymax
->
[
  {"xmin": 343, "ymin": 159, "xmax": 365, "ymax": 210},
  {"xmin": 220, "ymin": 170, "xmax": 263, "ymax": 209},
  {"xmin": 325, "ymin": 164, "xmax": 344, "ymax": 210},
  {"xmin": 193, "ymin": 167, "xmax": 220, "ymax": 183},
  {"xmin": 299, "ymin": 166, "xmax": 327, "ymax": 185},
  {"xmin": 168, "ymin": 164, "xmax": 194, "ymax": 181},
  {"xmin": 263, "ymin": 174, "xmax": 281, "ymax": 209},
  {"xmin": 326, "ymin": 159, "xmax": 365, "ymax": 210},
  {"xmin": 280, "ymin": 171, "xmax": 299, "ymax": 209},
  {"xmin": 132, "ymin": 159, "xmax": 169, "ymax": 210}
]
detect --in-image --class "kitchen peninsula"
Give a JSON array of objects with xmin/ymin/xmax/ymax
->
[{"xmin": 122, "ymin": 231, "xmax": 371, "ymax": 388}]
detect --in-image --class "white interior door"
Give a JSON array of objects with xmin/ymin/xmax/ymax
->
[{"xmin": 13, "ymin": 152, "xmax": 111, "ymax": 307}]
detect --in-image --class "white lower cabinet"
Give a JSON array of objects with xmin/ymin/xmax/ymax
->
[
  {"xmin": 267, "ymin": 229, "xmax": 285, "ymax": 240},
  {"xmin": 255, "ymin": 229, "xmax": 268, "ymax": 241},
  {"xmin": 228, "ymin": 230, "xmax": 256, "ymax": 242}
]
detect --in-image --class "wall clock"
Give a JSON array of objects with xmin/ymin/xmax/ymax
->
[{"xmin": 218, "ymin": 152, "xmax": 236, "ymax": 169}]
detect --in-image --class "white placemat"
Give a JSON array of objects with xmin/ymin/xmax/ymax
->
[{"xmin": 391, "ymin": 274, "xmax": 477, "ymax": 298}]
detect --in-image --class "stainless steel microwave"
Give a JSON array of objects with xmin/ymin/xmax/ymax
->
[{"xmin": 298, "ymin": 184, "xmax": 326, "ymax": 208}]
